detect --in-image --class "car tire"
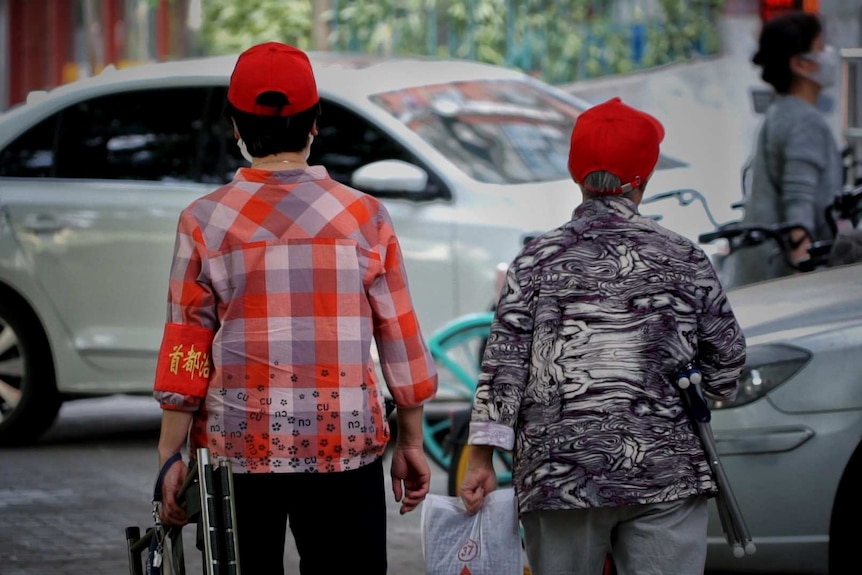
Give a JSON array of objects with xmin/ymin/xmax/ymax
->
[{"xmin": 0, "ymin": 300, "xmax": 61, "ymax": 445}]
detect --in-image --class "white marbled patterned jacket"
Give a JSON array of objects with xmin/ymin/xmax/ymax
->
[{"xmin": 468, "ymin": 195, "xmax": 746, "ymax": 513}]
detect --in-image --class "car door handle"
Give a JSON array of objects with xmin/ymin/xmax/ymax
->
[{"xmin": 22, "ymin": 214, "xmax": 65, "ymax": 234}]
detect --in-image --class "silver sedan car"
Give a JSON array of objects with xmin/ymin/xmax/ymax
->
[{"xmin": 703, "ymin": 260, "xmax": 862, "ymax": 574}]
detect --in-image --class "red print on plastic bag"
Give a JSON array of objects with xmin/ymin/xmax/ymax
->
[{"xmin": 457, "ymin": 538, "xmax": 479, "ymax": 562}]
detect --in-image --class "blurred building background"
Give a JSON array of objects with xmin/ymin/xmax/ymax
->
[
  {"xmin": 0, "ymin": 0, "xmax": 859, "ymax": 112},
  {"xmin": 0, "ymin": 0, "xmax": 201, "ymax": 110}
]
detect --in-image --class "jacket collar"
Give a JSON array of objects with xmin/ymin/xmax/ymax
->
[
  {"xmin": 572, "ymin": 195, "xmax": 641, "ymax": 221},
  {"xmin": 234, "ymin": 165, "xmax": 329, "ymax": 185}
]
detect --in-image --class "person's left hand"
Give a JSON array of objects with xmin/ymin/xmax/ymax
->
[
  {"xmin": 390, "ymin": 443, "xmax": 431, "ymax": 515},
  {"xmin": 459, "ymin": 453, "xmax": 497, "ymax": 515},
  {"xmin": 159, "ymin": 458, "xmax": 189, "ymax": 526}
]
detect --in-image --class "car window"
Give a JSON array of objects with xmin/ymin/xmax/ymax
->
[
  {"xmin": 371, "ymin": 79, "xmax": 578, "ymax": 184},
  {"xmin": 0, "ymin": 115, "xmax": 58, "ymax": 177},
  {"xmin": 371, "ymin": 79, "xmax": 685, "ymax": 184},
  {"xmin": 212, "ymin": 96, "xmax": 444, "ymax": 198},
  {"xmin": 309, "ymin": 99, "xmax": 445, "ymax": 198},
  {"xmin": 204, "ymin": 87, "xmax": 246, "ymax": 184},
  {"xmin": 53, "ymin": 87, "xmax": 214, "ymax": 182}
]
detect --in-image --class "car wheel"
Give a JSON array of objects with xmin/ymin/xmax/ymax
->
[{"xmin": 0, "ymin": 301, "xmax": 61, "ymax": 445}]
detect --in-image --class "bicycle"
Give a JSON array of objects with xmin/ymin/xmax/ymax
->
[
  {"xmin": 422, "ymin": 311, "xmax": 496, "ymax": 472},
  {"xmin": 698, "ymin": 185, "xmax": 862, "ymax": 273}
]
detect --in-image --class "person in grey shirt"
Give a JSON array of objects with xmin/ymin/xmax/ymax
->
[
  {"xmin": 727, "ymin": 11, "xmax": 843, "ymax": 287},
  {"xmin": 458, "ymin": 98, "xmax": 746, "ymax": 575}
]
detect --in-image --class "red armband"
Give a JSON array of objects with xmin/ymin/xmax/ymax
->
[{"xmin": 154, "ymin": 323, "xmax": 215, "ymax": 398}]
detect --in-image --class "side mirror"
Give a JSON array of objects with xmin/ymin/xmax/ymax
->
[{"xmin": 351, "ymin": 160, "xmax": 429, "ymax": 194}]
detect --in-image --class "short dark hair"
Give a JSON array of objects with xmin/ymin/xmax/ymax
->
[
  {"xmin": 225, "ymin": 95, "xmax": 321, "ymax": 157},
  {"xmin": 752, "ymin": 12, "xmax": 822, "ymax": 94}
]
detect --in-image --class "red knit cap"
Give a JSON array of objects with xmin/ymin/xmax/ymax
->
[{"xmin": 567, "ymin": 97, "xmax": 665, "ymax": 195}]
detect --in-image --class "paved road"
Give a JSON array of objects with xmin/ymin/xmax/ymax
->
[
  {"xmin": 0, "ymin": 395, "xmax": 808, "ymax": 575},
  {"xmin": 0, "ymin": 395, "xmax": 450, "ymax": 575}
]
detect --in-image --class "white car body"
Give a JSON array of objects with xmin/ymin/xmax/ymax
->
[{"xmin": 0, "ymin": 53, "xmax": 724, "ymax": 441}]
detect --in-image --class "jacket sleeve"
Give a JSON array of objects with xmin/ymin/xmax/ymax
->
[
  {"xmin": 695, "ymin": 254, "xmax": 746, "ymax": 399},
  {"xmin": 153, "ymin": 210, "xmax": 217, "ymax": 412},
  {"xmin": 468, "ymin": 261, "xmax": 534, "ymax": 451},
  {"xmin": 367, "ymin": 205, "xmax": 438, "ymax": 407},
  {"xmin": 781, "ymin": 116, "xmax": 834, "ymax": 232}
]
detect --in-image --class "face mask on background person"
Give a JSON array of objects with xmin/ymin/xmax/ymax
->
[
  {"xmin": 801, "ymin": 45, "xmax": 840, "ymax": 89},
  {"xmin": 237, "ymin": 138, "xmax": 254, "ymax": 163}
]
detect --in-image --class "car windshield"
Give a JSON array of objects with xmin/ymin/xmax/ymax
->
[
  {"xmin": 371, "ymin": 79, "xmax": 578, "ymax": 184},
  {"xmin": 371, "ymin": 78, "xmax": 686, "ymax": 185}
]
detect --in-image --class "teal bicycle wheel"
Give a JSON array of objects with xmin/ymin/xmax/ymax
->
[{"xmin": 423, "ymin": 312, "xmax": 494, "ymax": 470}]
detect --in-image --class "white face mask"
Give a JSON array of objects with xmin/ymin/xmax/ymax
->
[
  {"xmin": 801, "ymin": 45, "xmax": 840, "ymax": 89},
  {"xmin": 236, "ymin": 138, "xmax": 254, "ymax": 164},
  {"xmin": 305, "ymin": 134, "xmax": 314, "ymax": 161}
]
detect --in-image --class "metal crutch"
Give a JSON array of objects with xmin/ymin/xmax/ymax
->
[
  {"xmin": 195, "ymin": 447, "xmax": 242, "ymax": 575},
  {"xmin": 126, "ymin": 448, "xmax": 241, "ymax": 575},
  {"xmin": 676, "ymin": 364, "xmax": 757, "ymax": 558}
]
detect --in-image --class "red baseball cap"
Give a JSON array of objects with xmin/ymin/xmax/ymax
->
[
  {"xmin": 227, "ymin": 42, "xmax": 319, "ymax": 117},
  {"xmin": 567, "ymin": 97, "xmax": 665, "ymax": 195}
]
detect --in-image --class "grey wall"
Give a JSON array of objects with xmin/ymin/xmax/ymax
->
[{"xmin": 822, "ymin": 0, "xmax": 862, "ymax": 47}]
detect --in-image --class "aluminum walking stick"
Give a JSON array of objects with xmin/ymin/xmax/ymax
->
[{"xmin": 676, "ymin": 364, "xmax": 756, "ymax": 558}]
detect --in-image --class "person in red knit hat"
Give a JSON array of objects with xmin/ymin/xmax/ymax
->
[{"xmin": 458, "ymin": 97, "xmax": 746, "ymax": 575}]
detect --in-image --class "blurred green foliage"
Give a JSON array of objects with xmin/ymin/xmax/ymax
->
[
  {"xmin": 199, "ymin": 0, "xmax": 725, "ymax": 84},
  {"xmin": 199, "ymin": 0, "xmax": 313, "ymax": 53}
]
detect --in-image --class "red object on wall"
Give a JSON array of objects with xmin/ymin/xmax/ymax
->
[
  {"xmin": 759, "ymin": 0, "xmax": 820, "ymax": 22},
  {"xmin": 103, "ymin": 0, "xmax": 118, "ymax": 65},
  {"xmin": 7, "ymin": 0, "xmax": 74, "ymax": 107},
  {"xmin": 49, "ymin": 0, "xmax": 71, "ymax": 87},
  {"xmin": 156, "ymin": 0, "xmax": 171, "ymax": 61},
  {"xmin": 9, "ymin": 0, "xmax": 46, "ymax": 106},
  {"xmin": 6, "ymin": 0, "xmax": 123, "ymax": 106}
]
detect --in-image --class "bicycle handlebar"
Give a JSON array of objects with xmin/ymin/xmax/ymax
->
[
  {"xmin": 825, "ymin": 187, "xmax": 862, "ymax": 237},
  {"xmin": 698, "ymin": 221, "xmax": 817, "ymax": 271}
]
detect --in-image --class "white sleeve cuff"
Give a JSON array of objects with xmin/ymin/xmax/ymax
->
[{"xmin": 468, "ymin": 421, "xmax": 515, "ymax": 451}]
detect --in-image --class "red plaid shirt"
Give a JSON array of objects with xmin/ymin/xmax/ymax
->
[{"xmin": 153, "ymin": 166, "xmax": 437, "ymax": 473}]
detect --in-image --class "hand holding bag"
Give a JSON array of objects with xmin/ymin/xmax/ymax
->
[{"xmin": 421, "ymin": 488, "xmax": 523, "ymax": 575}]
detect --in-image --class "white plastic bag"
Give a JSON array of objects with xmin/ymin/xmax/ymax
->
[{"xmin": 421, "ymin": 488, "xmax": 523, "ymax": 575}]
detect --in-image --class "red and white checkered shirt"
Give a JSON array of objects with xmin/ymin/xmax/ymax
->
[{"xmin": 153, "ymin": 166, "xmax": 438, "ymax": 473}]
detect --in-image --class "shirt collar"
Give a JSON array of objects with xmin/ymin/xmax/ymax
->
[
  {"xmin": 234, "ymin": 165, "xmax": 330, "ymax": 185},
  {"xmin": 572, "ymin": 195, "xmax": 641, "ymax": 221}
]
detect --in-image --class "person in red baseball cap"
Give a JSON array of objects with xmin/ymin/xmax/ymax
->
[
  {"xmin": 224, "ymin": 41, "xmax": 322, "ymax": 166},
  {"xmin": 458, "ymin": 97, "xmax": 745, "ymax": 575},
  {"xmin": 153, "ymin": 42, "xmax": 438, "ymax": 575}
]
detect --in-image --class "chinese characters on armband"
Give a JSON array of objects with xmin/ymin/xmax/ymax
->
[{"xmin": 153, "ymin": 323, "xmax": 215, "ymax": 398}]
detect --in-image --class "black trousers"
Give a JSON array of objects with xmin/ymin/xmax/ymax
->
[{"xmin": 231, "ymin": 457, "xmax": 387, "ymax": 575}]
